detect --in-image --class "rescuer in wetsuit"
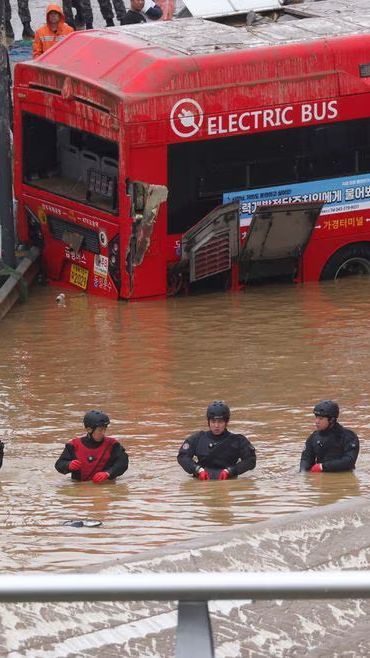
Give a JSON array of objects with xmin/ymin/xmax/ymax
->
[
  {"xmin": 299, "ymin": 400, "xmax": 359, "ymax": 473},
  {"xmin": 55, "ymin": 410, "xmax": 128, "ymax": 483},
  {"xmin": 177, "ymin": 401, "xmax": 256, "ymax": 480}
]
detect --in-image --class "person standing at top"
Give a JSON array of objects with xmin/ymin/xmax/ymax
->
[
  {"xmin": 177, "ymin": 401, "xmax": 256, "ymax": 480},
  {"xmin": 121, "ymin": 0, "xmax": 163, "ymax": 24},
  {"xmin": 121, "ymin": 0, "xmax": 147, "ymax": 24},
  {"xmin": 55, "ymin": 410, "xmax": 129, "ymax": 483},
  {"xmin": 5, "ymin": 0, "xmax": 34, "ymax": 40},
  {"xmin": 33, "ymin": 4, "xmax": 74, "ymax": 58},
  {"xmin": 299, "ymin": 400, "xmax": 360, "ymax": 473}
]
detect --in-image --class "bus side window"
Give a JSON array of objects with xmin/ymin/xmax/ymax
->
[
  {"xmin": 23, "ymin": 113, "xmax": 57, "ymax": 181},
  {"xmin": 357, "ymin": 147, "xmax": 370, "ymax": 173},
  {"xmin": 249, "ymin": 157, "xmax": 299, "ymax": 188}
]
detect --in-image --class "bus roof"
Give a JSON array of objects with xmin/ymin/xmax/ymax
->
[
  {"xmin": 115, "ymin": 0, "xmax": 370, "ymax": 53},
  {"xmin": 15, "ymin": 0, "xmax": 370, "ymax": 99}
]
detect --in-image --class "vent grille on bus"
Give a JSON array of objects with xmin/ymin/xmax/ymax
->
[
  {"xmin": 191, "ymin": 232, "xmax": 231, "ymax": 282},
  {"xmin": 48, "ymin": 216, "xmax": 100, "ymax": 254}
]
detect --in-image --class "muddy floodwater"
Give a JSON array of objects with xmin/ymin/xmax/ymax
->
[{"xmin": 0, "ymin": 278, "xmax": 369, "ymax": 572}]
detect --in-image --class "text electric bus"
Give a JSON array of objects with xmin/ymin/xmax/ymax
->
[{"xmin": 13, "ymin": 3, "xmax": 370, "ymax": 299}]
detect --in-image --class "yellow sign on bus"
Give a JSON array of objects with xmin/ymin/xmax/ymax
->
[{"xmin": 70, "ymin": 264, "xmax": 88, "ymax": 290}]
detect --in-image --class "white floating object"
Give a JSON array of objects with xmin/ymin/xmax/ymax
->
[{"xmin": 56, "ymin": 293, "xmax": 66, "ymax": 304}]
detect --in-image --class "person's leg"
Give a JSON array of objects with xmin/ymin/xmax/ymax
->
[
  {"xmin": 5, "ymin": 0, "xmax": 15, "ymax": 39},
  {"xmin": 72, "ymin": 0, "xmax": 85, "ymax": 27},
  {"xmin": 18, "ymin": 0, "xmax": 34, "ymax": 38},
  {"xmin": 97, "ymin": 0, "xmax": 115, "ymax": 26},
  {"xmin": 62, "ymin": 0, "xmax": 76, "ymax": 28},
  {"xmin": 112, "ymin": 0, "xmax": 126, "ymax": 23},
  {"xmin": 17, "ymin": 0, "xmax": 31, "ymax": 23},
  {"xmin": 81, "ymin": 0, "xmax": 94, "ymax": 29}
]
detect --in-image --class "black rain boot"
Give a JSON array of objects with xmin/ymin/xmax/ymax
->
[
  {"xmin": 22, "ymin": 22, "xmax": 35, "ymax": 39},
  {"xmin": 106, "ymin": 18, "xmax": 114, "ymax": 27},
  {"xmin": 5, "ymin": 20, "xmax": 14, "ymax": 39}
]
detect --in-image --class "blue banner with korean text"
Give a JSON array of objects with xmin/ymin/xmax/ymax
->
[{"xmin": 223, "ymin": 173, "xmax": 370, "ymax": 227}]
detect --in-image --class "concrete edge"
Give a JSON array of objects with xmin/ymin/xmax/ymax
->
[
  {"xmin": 90, "ymin": 496, "xmax": 370, "ymax": 572},
  {"xmin": 0, "ymin": 246, "xmax": 40, "ymax": 320}
]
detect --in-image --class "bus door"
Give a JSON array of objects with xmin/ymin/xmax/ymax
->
[
  {"xmin": 170, "ymin": 201, "xmax": 322, "ymax": 290},
  {"xmin": 239, "ymin": 202, "xmax": 323, "ymax": 283}
]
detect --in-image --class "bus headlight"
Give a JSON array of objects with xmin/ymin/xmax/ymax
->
[{"xmin": 108, "ymin": 234, "xmax": 120, "ymax": 289}]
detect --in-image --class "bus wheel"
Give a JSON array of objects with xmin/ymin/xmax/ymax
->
[{"xmin": 320, "ymin": 242, "xmax": 370, "ymax": 280}]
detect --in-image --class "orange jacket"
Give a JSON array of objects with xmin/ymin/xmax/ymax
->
[{"xmin": 33, "ymin": 4, "xmax": 73, "ymax": 58}]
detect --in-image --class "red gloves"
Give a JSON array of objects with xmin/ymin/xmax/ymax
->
[
  {"xmin": 197, "ymin": 469, "xmax": 210, "ymax": 480},
  {"xmin": 68, "ymin": 459, "xmax": 82, "ymax": 471},
  {"xmin": 92, "ymin": 471, "xmax": 110, "ymax": 483},
  {"xmin": 218, "ymin": 469, "xmax": 230, "ymax": 480},
  {"xmin": 310, "ymin": 463, "xmax": 323, "ymax": 473}
]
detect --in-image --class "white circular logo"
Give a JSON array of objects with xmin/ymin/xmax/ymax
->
[{"xmin": 170, "ymin": 98, "xmax": 204, "ymax": 138}]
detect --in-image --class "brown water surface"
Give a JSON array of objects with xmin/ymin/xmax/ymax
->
[{"xmin": 0, "ymin": 279, "xmax": 369, "ymax": 571}]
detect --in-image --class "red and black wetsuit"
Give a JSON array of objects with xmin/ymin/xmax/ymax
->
[
  {"xmin": 55, "ymin": 434, "xmax": 128, "ymax": 481},
  {"xmin": 177, "ymin": 430, "xmax": 256, "ymax": 479}
]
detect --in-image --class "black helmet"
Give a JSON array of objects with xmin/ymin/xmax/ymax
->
[
  {"xmin": 83, "ymin": 410, "xmax": 110, "ymax": 430},
  {"xmin": 313, "ymin": 400, "xmax": 339, "ymax": 419},
  {"xmin": 206, "ymin": 401, "xmax": 230, "ymax": 422}
]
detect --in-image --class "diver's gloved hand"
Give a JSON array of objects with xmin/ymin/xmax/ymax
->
[
  {"xmin": 92, "ymin": 471, "xmax": 110, "ymax": 483},
  {"xmin": 310, "ymin": 463, "xmax": 323, "ymax": 473},
  {"xmin": 197, "ymin": 469, "xmax": 210, "ymax": 481},
  {"xmin": 68, "ymin": 459, "xmax": 82, "ymax": 471},
  {"xmin": 218, "ymin": 469, "xmax": 230, "ymax": 480}
]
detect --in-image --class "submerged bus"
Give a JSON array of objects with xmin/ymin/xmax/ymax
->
[{"xmin": 13, "ymin": 2, "xmax": 370, "ymax": 300}]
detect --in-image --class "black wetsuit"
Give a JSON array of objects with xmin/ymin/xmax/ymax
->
[
  {"xmin": 0, "ymin": 441, "xmax": 3, "ymax": 470},
  {"xmin": 177, "ymin": 430, "xmax": 256, "ymax": 479},
  {"xmin": 55, "ymin": 434, "xmax": 128, "ymax": 481},
  {"xmin": 299, "ymin": 422, "xmax": 359, "ymax": 472}
]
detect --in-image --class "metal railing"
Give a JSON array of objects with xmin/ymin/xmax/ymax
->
[{"xmin": 1, "ymin": 571, "xmax": 370, "ymax": 657}]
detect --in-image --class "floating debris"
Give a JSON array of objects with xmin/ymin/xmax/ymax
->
[
  {"xmin": 56, "ymin": 293, "xmax": 66, "ymax": 305},
  {"xmin": 62, "ymin": 519, "xmax": 103, "ymax": 528}
]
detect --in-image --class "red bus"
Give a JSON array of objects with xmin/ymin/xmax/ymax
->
[{"xmin": 13, "ymin": 6, "xmax": 370, "ymax": 300}]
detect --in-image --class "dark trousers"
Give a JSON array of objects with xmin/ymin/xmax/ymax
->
[
  {"xmin": 97, "ymin": 0, "xmax": 126, "ymax": 22},
  {"xmin": 5, "ymin": 0, "xmax": 31, "ymax": 24},
  {"xmin": 63, "ymin": 0, "xmax": 94, "ymax": 26}
]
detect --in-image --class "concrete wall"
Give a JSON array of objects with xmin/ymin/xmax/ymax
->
[{"xmin": 1, "ymin": 497, "xmax": 370, "ymax": 657}]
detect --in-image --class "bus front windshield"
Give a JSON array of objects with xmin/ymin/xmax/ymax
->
[{"xmin": 22, "ymin": 112, "xmax": 119, "ymax": 214}]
